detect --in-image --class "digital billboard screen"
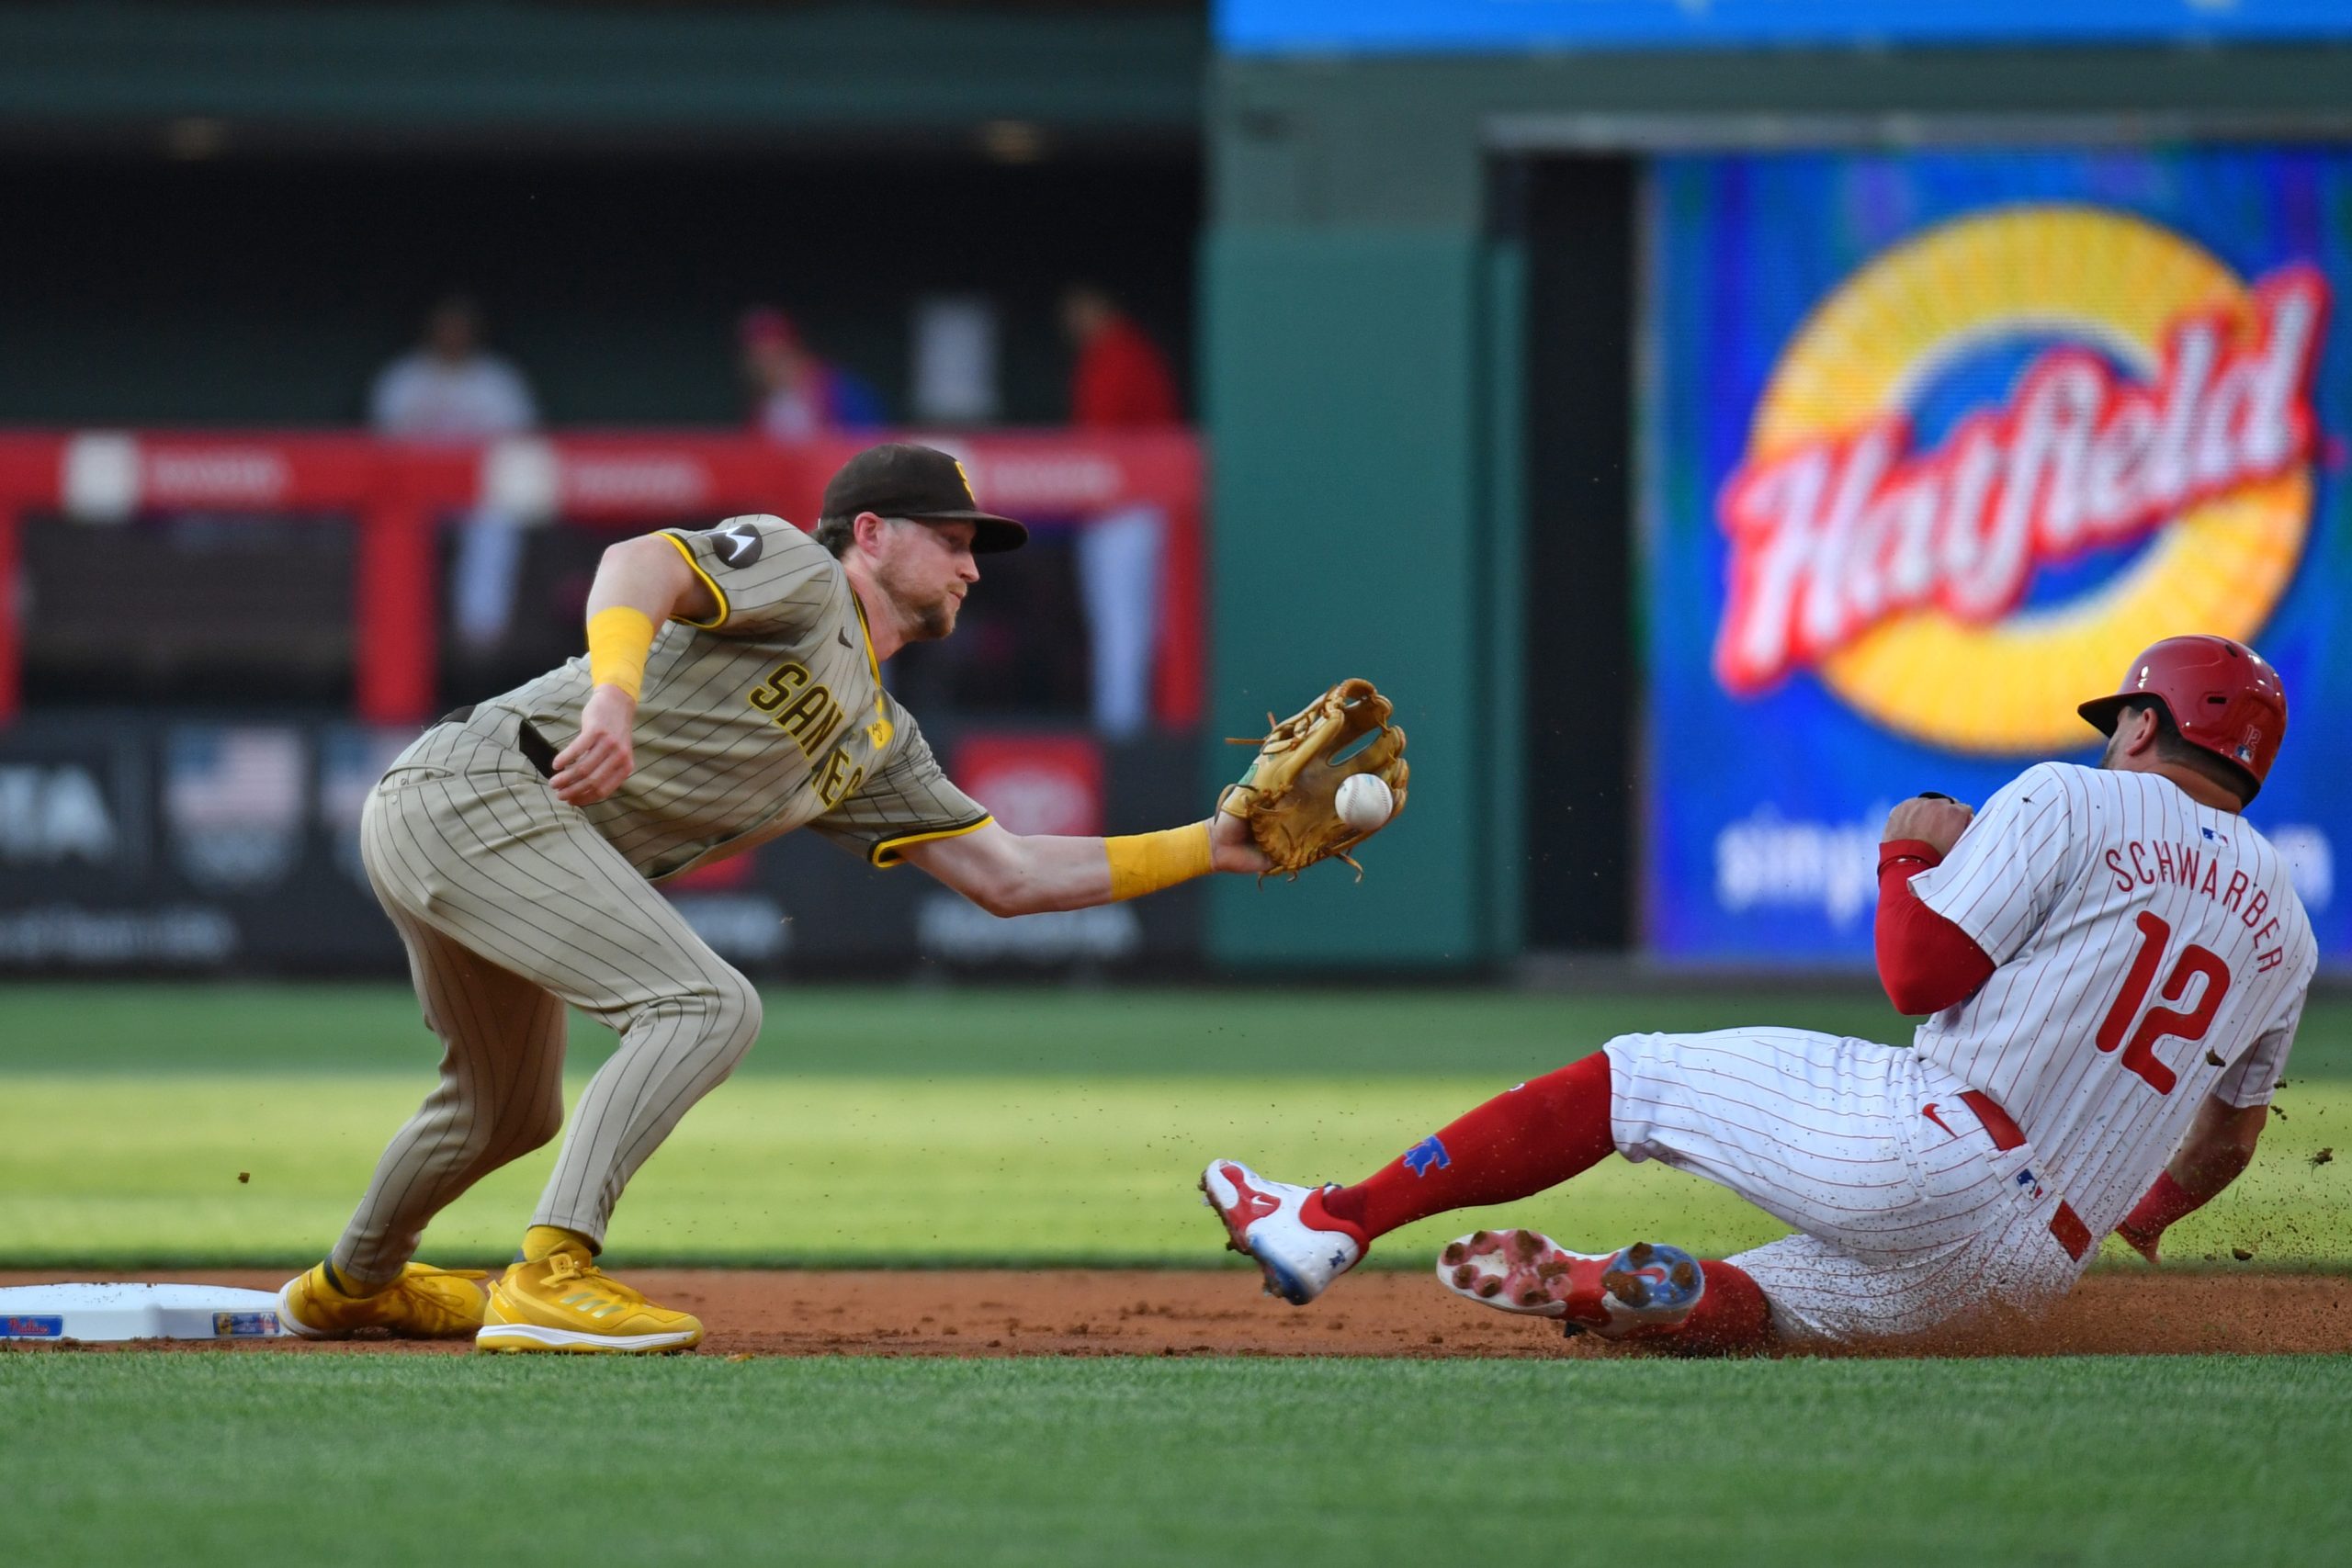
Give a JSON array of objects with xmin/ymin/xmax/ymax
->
[
  {"xmin": 1640, "ymin": 146, "xmax": 2351, "ymax": 964},
  {"xmin": 1218, "ymin": 0, "xmax": 2352, "ymax": 56}
]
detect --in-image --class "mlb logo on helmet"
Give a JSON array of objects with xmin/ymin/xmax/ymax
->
[{"xmin": 1713, "ymin": 207, "xmax": 2329, "ymax": 753}]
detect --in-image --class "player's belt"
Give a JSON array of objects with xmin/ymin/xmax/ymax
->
[
  {"xmin": 1957, "ymin": 1089, "xmax": 2023, "ymax": 1148},
  {"xmin": 437, "ymin": 705, "xmax": 560, "ymax": 781},
  {"xmin": 1958, "ymin": 1090, "xmax": 2094, "ymax": 1263}
]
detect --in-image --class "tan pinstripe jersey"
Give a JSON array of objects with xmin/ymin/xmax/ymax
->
[{"xmin": 491, "ymin": 515, "xmax": 990, "ymax": 881}]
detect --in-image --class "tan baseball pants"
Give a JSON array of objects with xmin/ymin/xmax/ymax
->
[{"xmin": 333, "ymin": 705, "xmax": 762, "ymax": 1286}]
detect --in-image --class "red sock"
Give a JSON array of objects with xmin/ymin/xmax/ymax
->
[
  {"xmin": 1319, "ymin": 1052, "xmax": 1619, "ymax": 1242},
  {"xmin": 1620, "ymin": 1261, "xmax": 1775, "ymax": 1356}
]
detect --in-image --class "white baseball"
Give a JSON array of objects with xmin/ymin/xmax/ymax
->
[{"xmin": 1335, "ymin": 774, "xmax": 1395, "ymax": 832}]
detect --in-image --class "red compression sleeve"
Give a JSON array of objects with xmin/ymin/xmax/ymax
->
[
  {"xmin": 2118, "ymin": 1171, "xmax": 2207, "ymax": 1247},
  {"xmin": 1875, "ymin": 840, "xmax": 1996, "ymax": 1015},
  {"xmin": 1319, "ymin": 1052, "xmax": 1619, "ymax": 1243}
]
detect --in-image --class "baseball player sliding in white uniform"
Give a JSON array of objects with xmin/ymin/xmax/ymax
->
[{"xmin": 1206, "ymin": 636, "xmax": 2313, "ymax": 1350}]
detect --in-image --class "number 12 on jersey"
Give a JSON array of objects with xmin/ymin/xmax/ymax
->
[{"xmin": 2095, "ymin": 911, "xmax": 2232, "ymax": 1096}]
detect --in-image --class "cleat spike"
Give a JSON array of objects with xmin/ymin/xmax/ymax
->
[
  {"xmin": 1438, "ymin": 1230, "xmax": 1703, "ymax": 1339},
  {"xmin": 1442, "ymin": 1243, "xmax": 1467, "ymax": 1267}
]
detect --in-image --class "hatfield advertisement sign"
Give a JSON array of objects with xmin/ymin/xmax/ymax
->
[{"xmin": 1643, "ymin": 149, "xmax": 2351, "ymax": 962}]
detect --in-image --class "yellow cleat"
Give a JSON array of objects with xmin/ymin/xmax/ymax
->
[
  {"xmin": 476, "ymin": 1254, "xmax": 703, "ymax": 1354},
  {"xmin": 277, "ymin": 1262, "xmax": 491, "ymax": 1339}
]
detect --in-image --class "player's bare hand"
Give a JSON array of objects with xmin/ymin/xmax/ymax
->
[
  {"xmin": 552, "ymin": 685, "xmax": 637, "ymax": 806},
  {"xmin": 1208, "ymin": 810, "xmax": 1272, "ymax": 874},
  {"xmin": 1883, "ymin": 795, "xmax": 1974, "ymax": 855}
]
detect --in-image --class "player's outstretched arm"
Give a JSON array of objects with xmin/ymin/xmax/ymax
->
[
  {"xmin": 549, "ymin": 534, "xmax": 722, "ymax": 806},
  {"xmin": 2114, "ymin": 1095, "xmax": 2268, "ymax": 1264},
  {"xmin": 899, "ymin": 814, "xmax": 1269, "ymax": 917}
]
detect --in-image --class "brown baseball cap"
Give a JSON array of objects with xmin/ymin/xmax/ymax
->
[{"xmin": 820, "ymin": 443, "xmax": 1028, "ymax": 553}]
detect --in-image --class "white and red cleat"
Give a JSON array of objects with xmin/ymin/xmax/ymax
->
[
  {"xmin": 1200, "ymin": 1160, "xmax": 1366, "ymax": 1305},
  {"xmin": 1437, "ymin": 1229, "xmax": 1704, "ymax": 1338}
]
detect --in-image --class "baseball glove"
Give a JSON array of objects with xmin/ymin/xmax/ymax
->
[{"xmin": 1219, "ymin": 678, "xmax": 1409, "ymax": 880}]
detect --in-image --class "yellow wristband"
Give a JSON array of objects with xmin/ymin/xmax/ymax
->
[
  {"xmin": 1105, "ymin": 822, "xmax": 1215, "ymax": 902},
  {"xmin": 586, "ymin": 605, "xmax": 656, "ymax": 700}
]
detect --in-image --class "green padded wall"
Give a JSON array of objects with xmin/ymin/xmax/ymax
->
[
  {"xmin": 0, "ymin": 3, "xmax": 1203, "ymax": 144},
  {"xmin": 1204, "ymin": 228, "xmax": 1517, "ymax": 967}
]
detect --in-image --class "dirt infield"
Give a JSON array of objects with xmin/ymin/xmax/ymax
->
[{"xmin": 5, "ymin": 1268, "xmax": 2348, "ymax": 1358}]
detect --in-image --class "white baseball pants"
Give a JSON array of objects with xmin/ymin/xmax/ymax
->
[{"xmin": 1604, "ymin": 1028, "xmax": 2090, "ymax": 1345}]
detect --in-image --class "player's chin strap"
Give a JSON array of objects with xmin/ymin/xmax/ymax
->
[{"xmin": 1105, "ymin": 822, "xmax": 1213, "ymax": 901}]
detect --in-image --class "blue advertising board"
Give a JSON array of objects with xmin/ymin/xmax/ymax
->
[
  {"xmin": 1639, "ymin": 146, "xmax": 2352, "ymax": 964},
  {"xmin": 1219, "ymin": 1, "xmax": 2352, "ymax": 56}
]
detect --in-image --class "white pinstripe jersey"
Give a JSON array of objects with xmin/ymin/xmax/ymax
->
[
  {"xmin": 497, "ymin": 515, "xmax": 990, "ymax": 881},
  {"xmin": 1909, "ymin": 762, "xmax": 2315, "ymax": 1234}
]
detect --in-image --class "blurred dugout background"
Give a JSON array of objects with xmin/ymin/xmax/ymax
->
[{"xmin": 0, "ymin": 1, "xmax": 2349, "ymax": 983}]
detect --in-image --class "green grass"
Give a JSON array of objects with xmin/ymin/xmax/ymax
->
[
  {"xmin": 6, "ymin": 985, "xmax": 2347, "ymax": 1563},
  {"xmin": 4, "ymin": 1072, "xmax": 2346, "ymax": 1269},
  {"xmin": 5, "ymin": 1353, "xmax": 2348, "ymax": 1567},
  {"xmin": 2, "ymin": 984, "xmax": 2347, "ymax": 1268},
  {"xmin": 10, "ymin": 977, "xmax": 2349, "ymax": 1077},
  {"xmin": 0, "ymin": 979, "xmax": 1957, "ymax": 1077}
]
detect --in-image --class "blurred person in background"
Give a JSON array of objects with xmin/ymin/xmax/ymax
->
[
  {"xmin": 1064, "ymin": 283, "xmax": 1179, "ymax": 428},
  {"xmin": 369, "ymin": 292, "xmax": 540, "ymax": 660},
  {"xmin": 740, "ymin": 306, "xmax": 887, "ymax": 439},
  {"xmin": 1061, "ymin": 283, "xmax": 1180, "ymax": 739},
  {"xmin": 370, "ymin": 292, "xmax": 537, "ymax": 439}
]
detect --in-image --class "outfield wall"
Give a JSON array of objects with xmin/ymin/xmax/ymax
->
[
  {"xmin": 0, "ymin": 714, "xmax": 1203, "ymax": 976},
  {"xmin": 1202, "ymin": 31, "xmax": 2352, "ymax": 973}
]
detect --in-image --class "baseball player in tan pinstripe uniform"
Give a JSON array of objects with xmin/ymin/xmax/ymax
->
[{"xmin": 279, "ymin": 443, "xmax": 1267, "ymax": 1353}]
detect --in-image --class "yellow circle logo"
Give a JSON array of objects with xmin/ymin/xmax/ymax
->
[{"xmin": 1713, "ymin": 205, "xmax": 2326, "ymax": 752}]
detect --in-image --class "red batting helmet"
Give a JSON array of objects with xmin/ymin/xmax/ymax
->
[{"xmin": 2077, "ymin": 635, "xmax": 2288, "ymax": 799}]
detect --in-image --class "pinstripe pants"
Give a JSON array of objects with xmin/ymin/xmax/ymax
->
[
  {"xmin": 1605, "ymin": 1030, "xmax": 2086, "ymax": 1345},
  {"xmin": 334, "ymin": 705, "xmax": 762, "ymax": 1285}
]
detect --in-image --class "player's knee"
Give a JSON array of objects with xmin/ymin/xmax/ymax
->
[
  {"xmin": 626, "ymin": 972, "xmax": 762, "ymax": 1073},
  {"xmin": 701, "ymin": 970, "xmax": 763, "ymax": 1073},
  {"xmin": 1597, "ymin": 1032, "xmax": 1667, "ymax": 1079}
]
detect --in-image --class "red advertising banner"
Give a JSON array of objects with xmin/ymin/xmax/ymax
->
[
  {"xmin": 950, "ymin": 733, "xmax": 1106, "ymax": 838},
  {"xmin": 0, "ymin": 429, "xmax": 1203, "ymax": 729}
]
